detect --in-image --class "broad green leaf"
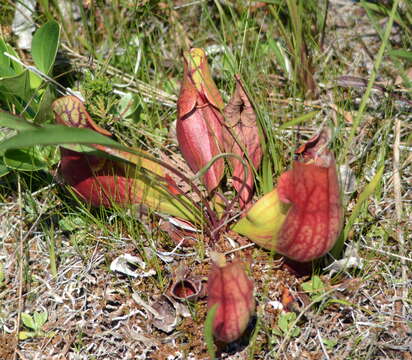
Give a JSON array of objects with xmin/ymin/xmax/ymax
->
[
  {"xmin": 204, "ymin": 304, "xmax": 218, "ymax": 360},
  {"xmin": 118, "ymin": 93, "xmax": 142, "ymax": 121},
  {"xmin": 323, "ymin": 338, "xmax": 338, "ymax": 349},
  {"xmin": 0, "ymin": 70, "xmax": 32, "ymax": 98},
  {"xmin": 331, "ymin": 165, "xmax": 384, "ymax": 258},
  {"xmin": 33, "ymin": 311, "xmax": 48, "ymax": 328},
  {"xmin": 0, "ymin": 110, "xmax": 38, "ymax": 131},
  {"xmin": 0, "ymin": 38, "xmax": 23, "ymax": 76},
  {"xmin": 31, "ymin": 21, "xmax": 60, "ymax": 75},
  {"xmin": 301, "ymin": 276, "xmax": 326, "ymax": 302},
  {"xmin": 278, "ymin": 312, "xmax": 292, "ymax": 333},
  {"xmin": 301, "ymin": 275, "xmax": 325, "ymax": 294},
  {"xmin": 21, "ymin": 313, "xmax": 35, "ymax": 330},
  {"xmin": 269, "ymin": 39, "xmax": 292, "ymax": 78},
  {"xmin": 0, "ymin": 40, "xmax": 18, "ymax": 77},
  {"xmin": 18, "ymin": 331, "xmax": 36, "ymax": 340},
  {"xmin": 3, "ymin": 148, "xmax": 49, "ymax": 171},
  {"xmin": 277, "ymin": 312, "xmax": 300, "ymax": 337},
  {"xmin": 29, "ymin": 71, "xmax": 43, "ymax": 89}
]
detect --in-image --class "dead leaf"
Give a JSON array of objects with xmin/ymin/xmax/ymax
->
[{"xmin": 223, "ymin": 75, "xmax": 262, "ymax": 209}]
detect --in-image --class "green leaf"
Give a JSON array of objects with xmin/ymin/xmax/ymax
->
[
  {"xmin": 21, "ymin": 313, "xmax": 36, "ymax": 330},
  {"xmin": 0, "ymin": 70, "xmax": 32, "ymax": 98},
  {"xmin": 261, "ymin": 154, "xmax": 273, "ymax": 194},
  {"xmin": 0, "ymin": 38, "xmax": 23, "ymax": 76},
  {"xmin": 279, "ymin": 111, "xmax": 319, "ymax": 130},
  {"xmin": 0, "ymin": 122, "xmax": 200, "ymax": 222},
  {"xmin": 18, "ymin": 331, "xmax": 36, "ymax": 340},
  {"xmin": 0, "ymin": 110, "xmax": 38, "ymax": 131},
  {"xmin": 3, "ymin": 148, "xmax": 49, "ymax": 171},
  {"xmin": 276, "ymin": 312, "xmax": 300, "ymax": 337},
  {"xmin": 278, "ymin": 313, "xmax": 291, "ymax": 333},
  {"xmin": 301, "ymin": 275, "xmax": 325, "ymax": 294},
  {"xmin": 0, "ymin": 39, "xmax": 18, "ymax": 77},
  {"xmin": 0, "ymin": 125, "xmax": 122, "ymax": 152},
  {"xmin": 291, "ymin": 325, "xmax": 301, "ymax": 337},
  {"xmin": 388, "ymin": 49, "xmax": 412, "ymax": 60},
  {"xmin": 31, "ymin": 21, "xmax": 60, "ymax": 75},
  {"xmin": 59, "ymin": 216, "xmax": 86, "ymax": 232},
  {"xmin": 118, "ymin": 93, "xmax": 142, "ymax": 121},
  {"xmin": 204, "ymin": 304, "xmax": 218, "ymax": 360},
  {"xmin": 29, "ymin": 71, "xmax": 43, "ymax": 89},
  {"xmin": 33, "ymin": 311, "xmax": 48, "ymax": 329},
  {"xmin": 268, "ymin": 39, "xmax": 292, "ymax": 78},
  {"xmin": 0, "ymin": 161, "xmax": 10, "ymax": 177},
  {"xmin": 323, "ymin": 338, "xmax": 338, "ymax": 349}
]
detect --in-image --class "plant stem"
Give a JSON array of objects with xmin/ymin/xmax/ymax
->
[{"xmin": 48, "ymin": 228, "xmax": 57, "ymax": 278}]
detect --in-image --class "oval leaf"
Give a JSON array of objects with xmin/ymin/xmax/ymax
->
[
  {"xmin": 3, "ymin": 148, "xmax": 48, "ymax": 171},
  {"xmin": 31, "ymin": 21, "xmax": 60, "ymax": 75},
  {"xmin": 21, "ymin": 313, "xmax": 35, "ymax": 330}
]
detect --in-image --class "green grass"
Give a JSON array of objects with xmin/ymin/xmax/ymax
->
[{"xmin": 0, "ymin": 0, "xmax": 411, "ymax": 359}]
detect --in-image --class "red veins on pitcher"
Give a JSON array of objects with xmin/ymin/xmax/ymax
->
[
  {"xmin": 52, "ymin": 96, "xmax": 193, "ymax": 220},
  {"xmin": 207, "ymin": 254, "xmax": 255, "ymax": 343},
  {"xmin": 176, "ymin": 48, "xmax": 225, "ymax": 193},
  {"xmin": 275, "ymin": 130, "xmax": 343, "ymax": 262}
]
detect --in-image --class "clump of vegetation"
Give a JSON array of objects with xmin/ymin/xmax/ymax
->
[{"xmin": 0, "ymin": 1, "xmax": 411, "ymax": 359}]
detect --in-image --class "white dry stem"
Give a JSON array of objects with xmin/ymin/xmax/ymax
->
[{"xmin": 317, "ymin": 327, "xmax": 331, "ymax": 360}]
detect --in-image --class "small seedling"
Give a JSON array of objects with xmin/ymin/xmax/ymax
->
[
  {"xmin": 322, "ymin": 337, "xmax": 338, "ymax": 350},
  {"xmin": 301, "ymin": 275, "xmax": 327, "ymax": 302},
  {"xmin": 273, "ymin": 312, "xmax": 301, "ymax": 338},
  {"xmin": 19, "ymin": 311, "xmax": 55, "ymax": 340}
]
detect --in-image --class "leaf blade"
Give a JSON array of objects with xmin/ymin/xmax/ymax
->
[{"xmin": 31, "ymin": 21, "xmax": 60, "ymax": 75}]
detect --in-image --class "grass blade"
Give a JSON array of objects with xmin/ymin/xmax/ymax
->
[
  {"xmin": 0, "ymin": 111, "xmax": 38, "ymax": 131},
  {"xmin": 204, "ymin": 304, "xmax": 218, "ymax": 360}
]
